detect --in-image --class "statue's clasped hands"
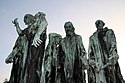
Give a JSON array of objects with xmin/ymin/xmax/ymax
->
[{"xmin": 5, "ymin": 56, "xmax": 13, "ymax": 64}]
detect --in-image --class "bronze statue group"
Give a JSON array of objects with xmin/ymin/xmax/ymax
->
[{"xmin": 5, "ymin": 12, "xmax": 125, "ymax": 83}]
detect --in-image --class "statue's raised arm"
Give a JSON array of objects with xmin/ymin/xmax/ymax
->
[{"xmin": 12, "ymin": 18, "xmax": 23, "ymax": 35}]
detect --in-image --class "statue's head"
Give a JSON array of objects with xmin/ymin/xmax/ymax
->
[
  {"xmin": 35, "ymin": 12, "xmax": 46, "ymax": 20},
  {"xmin": 64, "ymin": 21, "xmax": 75, "ymax": 37},
  {"xmin": 95, "ymin": 20, "xmax": 105, "ymax": 30},
  {"xmin": 24, "ymin": 14, "xmax": 34, "ymax": 25},
  {"xmin": 49, "ymin": 33, "xmax": 62, "ymax": 45}
]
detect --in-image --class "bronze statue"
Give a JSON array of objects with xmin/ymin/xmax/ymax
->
[
  {"xmin": 60, "ymin": 21, "xmax": 88, "ymax": 83},
  {"xmin": 5, "ymin": 12, "xmax": 48, "ymax": 83},
  {"xmin": 88, "ymin": 20, "xmax": 125, "ymax": 83},
  {"xmin": 5, "ymin": 14, "xmax": 34, "ymax": 83},
  {"xmin": 24, "ymin": 12, "xmax": 47, "ymax": 83},
  {"xmin": 6, "ymin": 12, "xmax": 125, "ymax": 83},
  {"xmin": 42, "ymin": 33, "xmax": 62, "ymax": 83}
]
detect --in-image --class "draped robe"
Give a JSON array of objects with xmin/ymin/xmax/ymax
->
[
  {"xmin": 88, "ymin": 27, "xmax": 125, "ymax": 83},
  {"xmin": 60, "ymin": 34, "xmax": 87, "ymax": 83}
]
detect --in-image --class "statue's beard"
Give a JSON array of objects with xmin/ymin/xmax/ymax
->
[
  {"xmin": 97, "ymin": 27, "xmax": 103, "ymax": 32},
  {"xmin": 66, "ymin": 30, "xmax": 74, "ymax": 37}
]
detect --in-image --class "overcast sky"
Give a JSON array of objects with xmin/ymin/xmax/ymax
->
[{"xmin": 0, "ymin": 0, "xmax": 125, "ymax": 82}]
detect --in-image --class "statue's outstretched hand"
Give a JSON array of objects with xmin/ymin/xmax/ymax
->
[{"xmin": 12, "ymin": 18, "xmax": 19, "ymax": 27}]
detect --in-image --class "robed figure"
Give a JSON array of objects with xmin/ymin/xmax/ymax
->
[
  {"xmin": 88, "ymin": 20, "xmax": 125, "ymax": 83},
  {"xmin": 24, "ymin": 12, "xmax": 48, "ymax": 83},
  {"xmin": 60, "ymin": 21, "xmax": 88, "ymax": 83},
  {"xmin": 41, "ymin": 33, "xmax": 62, "ymax": 83},
  {"xmin": 5, "ymin": 12, "xmax": 48, "ymax": 83},
  {"xmin": 5, "ymin": 14, "xmax": 34, "ymax": 83}
]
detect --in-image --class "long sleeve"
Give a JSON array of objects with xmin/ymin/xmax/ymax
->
[
  {"xmin": 107, "ymin": 29, "xmax": 119, "ymax": 64},
  {"xmin": 77, "ymin": 35, "xmax": 88, "ymax": 67}
]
